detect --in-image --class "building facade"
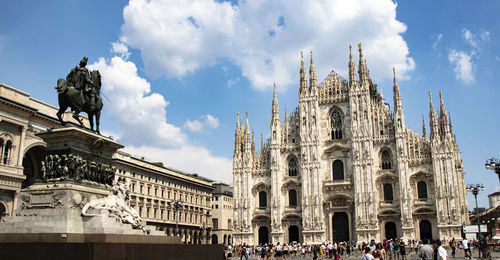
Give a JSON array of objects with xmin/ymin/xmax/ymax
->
[
  {"xmin": 232, "ymin": 45, "xmax": 468, "ymax": 245},
  {"xmin": 210, "ymin": 182, "xmax": 233, "ymax": 245},
  {"xmin": 0, "ymin": 83, "xmax": 215, "ymax": 244}
]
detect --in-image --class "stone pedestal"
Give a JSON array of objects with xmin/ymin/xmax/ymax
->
[{"xmin": 0, "ymin": 126, "xmax": 179, "ymax": 243}]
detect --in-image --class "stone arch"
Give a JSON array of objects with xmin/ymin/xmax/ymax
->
[
  {"xmin": 22, "ymin": 145, "xmax": 46, "ymax": 188},
  {"xmin": 330, "ymin": 107, "xmax": 344, "ymax": 140},
  {"xmin": 0, "ymin": 201, "xmax": 8, "ymax": 219},
  {"xmin": 332, "ymin": 160, "xmax": 344, "ymax": 180},
  {"xmin": 379, "ymin": 148, "xmax": 392, "ymax": 170},
  {"xmin": 287, "ymin": 155, "xmax": 298, "ymax": 176},
  {"xmin": 211, "ymin": 234, "xmax": 218, "ymax": 244}
]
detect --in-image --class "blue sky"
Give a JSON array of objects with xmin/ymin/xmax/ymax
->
[{"xmin": 1, "ymin": 0, "xmax": 499, "ymax": 209}]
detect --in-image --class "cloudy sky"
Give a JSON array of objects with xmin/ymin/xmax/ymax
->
[{"xmin": 1, "ymin": 0, "xmax": 499, "ymax": 208}]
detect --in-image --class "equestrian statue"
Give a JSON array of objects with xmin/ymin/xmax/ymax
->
[{"xmin": 56, "ymin": 57, "xmax": 103, "ymax": 133}]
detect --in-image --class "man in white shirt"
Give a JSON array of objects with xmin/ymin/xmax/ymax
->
[
  {"xmin": 362, "ymin": 247, "xmax": 374, "ymax": 260},
  {"xmin": 433, "ymin": 240, "xmax": 448, "ymax": 260},
  {"xmin": 462, "ymin": 238, "xmax": 471, "ymax": 259}
]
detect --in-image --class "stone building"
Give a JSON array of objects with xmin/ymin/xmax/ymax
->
[
  {"xmin": 232, "ymin": 45, "xmax": 468, "ymax": 245},
  {"xmin": 0, "ymin": 83, "xmax": 215, "ymax": 244},
  {"xmin": 114, "ymin": 151, "xmax": 214, "ymax": 244},
  {"xmin": 210, "ymin": 182, "xmax": 233, "ymax": 244},
  {"xmin": 0, "ymin": 83, "xmax": 85, "ymax": 218}
]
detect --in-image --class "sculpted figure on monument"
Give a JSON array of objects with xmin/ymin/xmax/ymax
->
[
  {"xmin": 81, "ymin": 177, "xmax": 145, "ymax": 230},
  {"xmin": 56, "ymin": 57, "xmax": 103, "ymax": 133}
]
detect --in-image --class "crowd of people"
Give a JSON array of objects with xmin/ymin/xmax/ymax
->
[{"xmin": 222, "ymin": 235, "xmax": 495, "ymax": 260}]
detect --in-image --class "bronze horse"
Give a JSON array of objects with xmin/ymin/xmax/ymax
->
[{"xmin": 56, "ymin": 70, "xmax": 103, "ymax": 133}]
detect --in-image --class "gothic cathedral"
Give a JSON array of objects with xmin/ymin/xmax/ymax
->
[{"xmin": 232, "ymin": 44, "xmax": 468, "ymax": 245}]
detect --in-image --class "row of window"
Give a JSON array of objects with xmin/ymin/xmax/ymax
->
[
  {"xmin": 211, "ymin": 204, "xmax": 232, "ymax": 210},
  {"xmin": 383, "ymin": 181, "xmax": 428, "ymax": 201},
  {"xmin": 212, "ymin": 218, "xmax": 232, "ymax": 230},
  {"xmin": 130, "ymin": 182, "xmax": 209, "ymax": 207},
  {"xmin": 258, "ymin": 189, "xmax": 298, "ymax": 208},
  {"xmin": 136, "ymin": 205, "xmax": 206, "ymax": 224},
  {"xmin": 256, "ymin": 181, "xmax": 429, "ymax": 208}
]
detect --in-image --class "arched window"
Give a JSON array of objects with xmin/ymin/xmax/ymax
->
[
  {"xmin": 259, "ymin": 191, "xmax": 267, "ymax": 208},
  {"xmin": 288, "ymin": 157, "xmax": 298, "ymax": 176},
  {"xmin": 288, "ymin": 189, "xmax": 297, "ymax": 207},
  {"xmin": 331, "ymin": 110, "xmax": 343, "ymax": 140},
  {"xmin": 3, "ymin": 140, "xmax": 12, "ymax": 165},
  {"xmin": 381, "ymin": 150, "xmax": 392, "ymax": 170},
  {"xmin": 418, "ymin": 181, "xmax": 428, "ymax": 199},
  {"xmin": 332, "ymin": 160, "xmax": 344, "ymax": 180},
  {"xmin": 383, "ymin": 183, "xmax": 394, "ymax": 201}
]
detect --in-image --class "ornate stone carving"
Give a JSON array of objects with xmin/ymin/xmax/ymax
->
[{"xmin": 81, "ymin": 178, "xmax": 146, "ymax": 231}]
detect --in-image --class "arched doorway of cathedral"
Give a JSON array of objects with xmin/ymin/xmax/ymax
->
[
  {"xmin": 419, "ymin": 220, "xmax": 432, "ymax": 241},
  {"xmin": 288, "ymin": 225, "xmax": 299, "ymax": 243},
  {"xmin": 258, "ymin": 226, "xmax": 269, "ymax": 245},
  {"xmin": 223, "ymin": 234, "xmax": 227, "ymax": 244},
  {"xmin": 332, "ymin": 212, "xmax": 349, "ymax": 242},
  {"xmin": 211, "ymin": 234, "xmax": 218, "ymax": 244},
  {"xmin": 22, "ymin": 145, "xmax": 46, "ymax": 188},
  {"xmin": 385, "ymin": 222, "xmax": 397, "ymax": 240}
]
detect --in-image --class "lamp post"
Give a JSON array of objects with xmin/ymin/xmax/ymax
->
[
  {"xmin": 466, "ymin": 183, "xmax": 484, "ymax": 258},
  {"xmin": 485, "ymin": 157, "xmax": 500, "ymax": 183},
  {"xmin": 169, "ymin": 200, "xmax": 183, "ymax": 236}
]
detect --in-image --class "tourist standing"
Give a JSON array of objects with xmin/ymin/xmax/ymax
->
[
  {"xmin": 420, "ymin": 240, "xmax": 433, "ymax": 260},
  {"xmin": 363, "ymin": 247, "xmax": 375, "ymax": 260},
  {"xmin": 449, "ymin": 238, "xmax": 456, "ymax": 258},
  {"xmin": 399, "ymin": 240, "xmax": 407, "ymax": 260}
]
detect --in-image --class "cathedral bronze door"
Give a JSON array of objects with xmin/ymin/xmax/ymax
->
[
  {"xmin": 332, "ymin": 212, "xmax": 349, "ymax": 242},
  {"xmin": 289, "ymin": 225, "xmax": 299, "ymax": 243},
  {"xmin": 419, "ymin": 220, "xmax": 432, "ymax": 241},
  {"xmin": 258, "ymin": 226, "xmax": 269, "ymax": 245},
  {"xmin": 385, "ymin": 222, "xmax": 397, "ymax": 240}
]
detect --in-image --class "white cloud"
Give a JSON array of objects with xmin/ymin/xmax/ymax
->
[
  {"xmin": 111, "ymin": 41, "xmax": 131, "ymax": 59},
  {"xmin": 448, "ymin": 49, "xmax": 474, "ymax": 84},
  {"xmin": 184, "ymin": 114, "xmax": 219, "ymax": 133},
  {"xmin": 124, "ymin": 145, "xmax": 232, "ymax": 184},
  {"xmin": 120, "ymin": 0, "xmax": 415, "ymax": 90},
  {"xmin": 462, "ymin": 28, "xmax": 490, "ymax": 50},
  {"xmin": 88, "ymin": 56, "xmax": 187, "ymax": 148},
  {"xmin": 205, "ymin": 114, "xmax": 219, "ymax": 128},
  {"xmin": 88, "ymin": 57, "xmax": 231, "ymax": 182},
  {"xmin": 227, "ymin": 77, "xmax": 240, "ymax": 88},
  {"xmin": 432, "ymin": 33, "xmax": 443, "ymax": 49}
]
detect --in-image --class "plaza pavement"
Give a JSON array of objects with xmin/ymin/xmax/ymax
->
[{"xmin": 228, "ymin": 248, "xmax": 500, "ymax": 260}]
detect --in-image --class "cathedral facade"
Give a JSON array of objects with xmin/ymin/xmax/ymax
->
[{"xmin": 232, "ymin": 45, "xmax": 468, "ymax": 245}]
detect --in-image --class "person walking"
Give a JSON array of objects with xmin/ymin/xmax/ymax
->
[
  {"xmin": 363, "ymin": 247, "xmax": 375, "ymax": 260},
  {"xmin": 433, "ymin": 240, "xmax": 448, "ymax": 260},
  {"xmin": 462, "ymin": 238, "xmax": 471, "ymax": 259},
  {"xmin": 449, "ymin": 238, "xmax": 456, "ymax": 258}
]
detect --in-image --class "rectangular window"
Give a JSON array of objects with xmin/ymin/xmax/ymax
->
[
  {"xmin": 155, "ymin": 188, "xmax": 158, "ymax": 197},
  {"xmin": 160, "ymin": 209, "xmax": 164, "ymax": 220},
  {"xmin": 132, "ymin": 183, "xmax": 135, "ymax": 192},
  {"xmin": 167, "ymin": 210, "xmax": 170, "ymax": 220},
  {"xmin": 146, "ymin": 207, "xmax": 150, "ymax": 218},
  {"xmin": 228, "ymin": 219, "xmax": 232, "ymax": 230},
  {"xmin": 154, "ymin": 208, "xmax": 157, "ymax": 219},
  {"xmin": 139, "ymin": 206, "xmax": 143, "ymax": 217},
  {"xmin": 215, "ymin": 197, "xmax": 218, "ymax": 201},
  {"xmin": 161, "ymin": 190, "xmax": 164, "ymax": 198},
  {"xmin": 212, "ymin": 218, "xmax": 218, "ymax": 230},
  {"xmin": 147, "ymin": 187, "xmax": 151, "ymax": 195},
  {"xmin": 168, "ymin": 191, "xmax": 171, "ymax": 199},
  {"xmin": 140, "ymin": 185, "xmax": 143, "ymax": 194},
  {"xmin": 215, "ymin": 205, "xmax": 218, "ymax": 209}
]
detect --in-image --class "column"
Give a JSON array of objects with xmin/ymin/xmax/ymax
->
[{"xmin": 17, "ymin": 126, "xmax": 26, "ymax": 166}]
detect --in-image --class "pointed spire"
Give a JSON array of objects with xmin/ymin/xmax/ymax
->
[
  {"xmin": 251, "ymin": 128, "xmax": 255, "ymax": 154},
  {"xmin": 245, "ymin": 111, "xmax": 249, "ymax": 133},
  {"xmin": 260, "ymin": 133, "xmax": 264, "ymax": 154},
  {"xmin": 234, "ymin": 112, "xmax": 241, "ymax": 154},
  {"xmin": 393, "ymin": 67, "xmax": 402, "ymax": 111},
  {"xmin": 429, "ymin": 92, "xmax": 438, "ymax": 138},
  {"xmin": 358, "ymin": 43, "xmax": 369, "ymax": 83},
  {"xmin": 299, "ymin": 51, "xmax": 307, "ymax": 95},
  {"xmin": 309, "ymin": 51, "xmax": 318, "ymax": 92},
  {"xmin": 349, "ymin": 45, "xmax": 357, "ymax": 83},
  {"xmin": 438, "ymin": 91, "xmax": 450, "ymax": 136},
  {"xmin": 272, "ymin": 83, "xmax": 279, "ymax": 120},
  {"xmin": 422, "ymin": 114, "xmax": 427, "ymax": 137}
]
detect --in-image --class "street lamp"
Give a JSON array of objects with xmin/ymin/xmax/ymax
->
[
  {"xmin": 169, "ymin": 200, "xmax": 183, "ymax": 236},
  {"xmin": 466, "ymin": 183, "xmax": 484, "ymax": 258},
  {"xmin": 485, "ymin": 157, "xmax": 500, "ymax": 183}
]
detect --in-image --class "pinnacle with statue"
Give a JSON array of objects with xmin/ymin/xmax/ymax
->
[{"xmin": 56, "ymin": 57, "xmax": 103, "ymax": 133}]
